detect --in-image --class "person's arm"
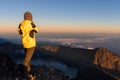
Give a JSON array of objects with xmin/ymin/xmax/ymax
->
[
  {"xmin": 31, "ymin": 23, "xmax": 38, "ymax": 33},
  {"xmin": 29, "ymin": 22, "xmax": 39, "ymax": 38},
  {"xmin": 18, "ymin": 24, "xmax": 23, "ymax": 35}
]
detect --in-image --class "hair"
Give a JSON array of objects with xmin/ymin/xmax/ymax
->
[{"xmin": 24, "ymin": 11, "xmax": 33, "ymax": 21}]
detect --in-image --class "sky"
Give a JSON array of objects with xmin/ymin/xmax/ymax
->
[{"xmin": 0, "ymin": 0, "xmax": 120, "ymax": 34}]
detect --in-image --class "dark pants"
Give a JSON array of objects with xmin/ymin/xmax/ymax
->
[{"xmin": 22, "ymin": 47, "xmax": 35, "ymax": 73}]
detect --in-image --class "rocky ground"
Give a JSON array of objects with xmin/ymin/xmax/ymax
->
[{"xmin": 0, "ymin": 53, "xmax": 70, "ymax": 80}]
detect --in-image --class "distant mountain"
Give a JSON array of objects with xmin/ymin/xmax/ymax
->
[
  {"xmin": 93, "ymin": 47, "xmax": 120, "ymax": 79},
  {"xmin": 0, "ymin": 38, "xmax": 8, "ymax": 44}
]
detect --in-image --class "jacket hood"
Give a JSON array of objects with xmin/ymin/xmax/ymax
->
[{"xmin": 24, "ymin": 11, "xmax": 33, "ymax": 21}]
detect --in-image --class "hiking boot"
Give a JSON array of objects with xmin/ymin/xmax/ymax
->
[{"xmin": 28, "ymin": 74, "xmax": 36, "ymax": 80}]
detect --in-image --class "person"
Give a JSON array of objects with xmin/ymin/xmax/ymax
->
[{"xmin": 18, "ymin": 11, "xmax": 38, "ymax": 79}]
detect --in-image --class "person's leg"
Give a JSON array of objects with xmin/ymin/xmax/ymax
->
[
  {"xmin": 22, "ymin": 47, "xmax": 35, "ymax": 73},
  {"xmin": 24, "ymin": 48, "xmax": 27, "ymax": 53}
]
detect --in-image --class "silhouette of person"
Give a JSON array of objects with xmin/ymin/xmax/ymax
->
[{"xmin": 18, "ymin": 11, "xmax": 38, "ymax": 79}]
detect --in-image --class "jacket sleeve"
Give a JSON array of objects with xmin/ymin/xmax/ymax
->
[
  {"xmin": 31, "ymin": 22, "xmax": 39, "ymax": 33},
  {"xmin": 18, "ymin": 24, "xmax": 23, "ymax": 35}
]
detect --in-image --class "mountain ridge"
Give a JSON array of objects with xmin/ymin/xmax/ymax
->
[
  {"xmin": 0, "ymin": 41, "xmax": 119, "ymax": 80},
  {"xmin": 39, "ymin": 45, "xmax": 120, "ymax": 80}
]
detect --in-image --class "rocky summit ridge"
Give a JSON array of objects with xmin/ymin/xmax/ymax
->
[
  {"xmin": 0, "ymin": 53, "xmax": 70, "ymax": 80},
  {"xmin": 0, "ymin": 42, "xmax": 120, "ymax": 80}
]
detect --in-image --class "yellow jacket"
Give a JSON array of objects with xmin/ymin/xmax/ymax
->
[{"xmin": 18, "ymin": 20, "xmax": 38, "ymax": 48}]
